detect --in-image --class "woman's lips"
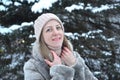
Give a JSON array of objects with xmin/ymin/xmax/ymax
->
[{"xmin": 52, "ymin": 37, "xmax": 61, "ymax": 41}]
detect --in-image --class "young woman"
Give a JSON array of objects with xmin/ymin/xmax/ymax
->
[{"xmin": 24, "ymin": 13, "xmax": 98, "ymax": 80}]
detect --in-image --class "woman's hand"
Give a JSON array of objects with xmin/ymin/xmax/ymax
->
[
  {"xmin": 45, "ymin": 51, "xmax": 62, "ymax": 67},
  {"xmin": 61, "ymin": 47, "xmax": 76, "ymax": 66}
]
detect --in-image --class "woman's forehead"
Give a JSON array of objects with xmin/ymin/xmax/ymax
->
[{"xmin": 44, "ymin": 20, "xmax": 61, "ymax": 28}]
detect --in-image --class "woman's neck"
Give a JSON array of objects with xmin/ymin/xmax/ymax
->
[{"xmin": 48, "ymin": 46, "xmax": 62, "ymax": 56}]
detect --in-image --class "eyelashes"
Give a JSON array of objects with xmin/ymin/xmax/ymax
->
[{"xmin": 45, "ymin": 25, "xmax": 62, "ymax": 32}]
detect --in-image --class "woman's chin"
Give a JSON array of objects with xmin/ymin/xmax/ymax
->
[{"xmin": 53, "ymin": 45, "xmax": 62, "ymax": 48}]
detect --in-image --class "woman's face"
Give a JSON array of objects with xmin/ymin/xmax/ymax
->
[{"xmin": 42, "ymin": 19, "xmax": 64, "ymax": 48}]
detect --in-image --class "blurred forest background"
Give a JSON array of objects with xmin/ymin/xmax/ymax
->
[{"xmin": 0, "ymin": 0, "xmax": 120, "ymax": 80}]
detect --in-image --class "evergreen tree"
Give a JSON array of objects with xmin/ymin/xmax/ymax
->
[{"xmin": 0, "ymin": 0, "xmax": 120, "ymax": 79}]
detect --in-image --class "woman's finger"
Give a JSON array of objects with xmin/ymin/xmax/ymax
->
[
  {"xmin": 44, "ymin": 59, "xmax": 52, "ymax": 66},
  {"xmin": 64, "ymin": 47, "xmax": 71, "ymax": 53},
  {"xmin": 51, "ymin": 50, "xmax": 58, "ymax": 59}
]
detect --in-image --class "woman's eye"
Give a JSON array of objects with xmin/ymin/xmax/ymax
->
[
  {"xmin": 56, "ymin": 26, "xmax": 62, "ymax": 30},
  {"xmin": 46, "ymin": 28, "xmax": 51, "ymax": 32}
]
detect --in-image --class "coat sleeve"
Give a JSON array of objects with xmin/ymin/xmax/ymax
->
[
  {"xmin": 50, "ymin": 64, "xmax": 75, "ymax": 80},
  {"xmin": 23, "ymin": 59, "xmax": 45, "ymax": 80},
  {"xmin": 72, "ymin": 52, "xmax": 98, "ymax": 80}
]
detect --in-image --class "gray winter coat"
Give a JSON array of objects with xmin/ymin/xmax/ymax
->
[{"xmin": 23, "ymin": 42, "xmax": 98, "ymax": 80}]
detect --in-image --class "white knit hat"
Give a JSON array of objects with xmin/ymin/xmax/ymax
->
[{"xmin": 34, "ymin": 13, "xmax": 64, "ymax": 42}]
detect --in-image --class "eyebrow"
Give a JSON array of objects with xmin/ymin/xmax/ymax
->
[
  {"xmin": 44, "ymin": 24, "xmax": 61, "ymax": 29},
  {"xmin": 44, "ymin": 26, "xmax": 52, "ymax": 30}
]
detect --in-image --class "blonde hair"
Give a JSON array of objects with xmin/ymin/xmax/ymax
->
[{"xmin": 39, "ymin": 35, "xmax": 73, "ymax": 62}]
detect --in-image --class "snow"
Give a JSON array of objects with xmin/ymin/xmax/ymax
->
[
  {"xmin": 80, "ymin": 30, "xmax": 102, "ymax": 39},
  {"xmin": 114, "ymin": 63, "xmax": 120, "ymax": 68},
  {"xmin": 102, "ymin": 51, "xmax": 112, "ymax": 56},
  {"xmin": 31, "ymin": 0, "xmax": 58, "ymax": 13},
  {"xmin": 0, "ymin": 0, "xmax": 116, "ymax": 33},
  {"xmin": 9, "ymin": 25, "xmax": 21, "ymax": 30},
  {"xmin": 0, "ymin": 26, "xmax": 12, "ymax": 34},
  {"xmin": 9, "ymin": 53, "xmax": 25, "ymax": 69},
  {"xmin": 14, "ymin": 2, "xmax": 21, "ymax": 6},
  {"xmin": 0, "ymin": 22, "xmax": 33, "ymax": 34},
  {"xmin": 0, "ymin": 23, "xmax": 115, "ymax": 42},
  {"xmin": 0, "ymin": 5, "xmax": 7, "ymax": 11},
  {"xmin": 2, "ymin": 0, "xmax": 12, "ymax": 6},
  {"xmin": 0, "ymin": 0, "xmax": 119, "ymax": 13},
  {"xmin": 65, "ymin": 3, "xmax": 84, "ymax": 12},
  {"xmin": 65, "ymin": 30, "xmax": 115, "ymax": 42},
  {"xmin": 27, "ymin": 0, "xmax": 36, "ymax": 3},
  {"xmin": 0, "ymin": 0, "xmax": 119, "ymax": 38},
  {"xmin": 94, "ymin": 71, "xmax": 101, "ymax": 75},
  {"xmin": 65, "ymin": 3, "xmax": 120, "ymax": 13}
]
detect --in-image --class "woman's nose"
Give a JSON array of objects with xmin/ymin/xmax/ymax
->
[{"xmin": 52, "ymin": 28, "xmax": 58, "ymax": 35}]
